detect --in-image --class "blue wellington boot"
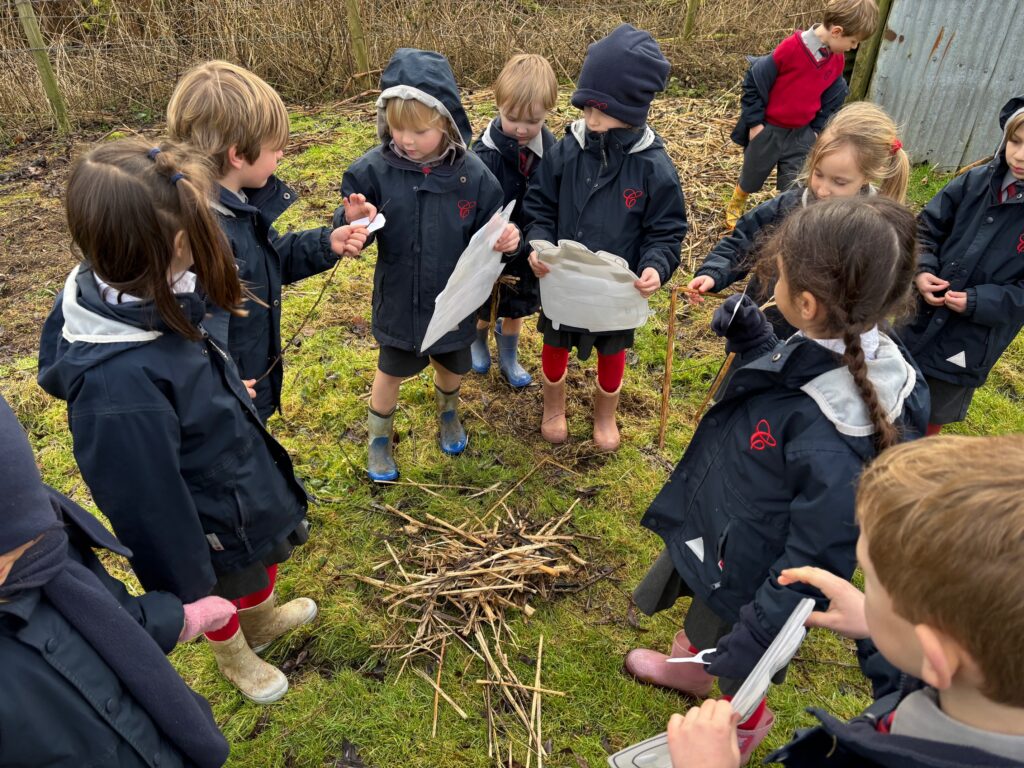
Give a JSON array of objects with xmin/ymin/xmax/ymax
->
[
  {"xmin": 366, "ymin": 407, "xmax": 399, "ymax": 482},
  {"xmin": 434, "ymin": 385, "xmax": 468, "ymax": 455},
  {"xmin": 470, "ymin": 325, "xmax": 491, "ymax": 374},
  {"xmin": 495, "ymin": 322, "xmax": 532, "ymax": 388}
]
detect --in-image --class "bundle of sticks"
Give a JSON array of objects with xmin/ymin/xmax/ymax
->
[{"xmin": 355, "ymin": 504, "xmax": 588, "ymax": 766}]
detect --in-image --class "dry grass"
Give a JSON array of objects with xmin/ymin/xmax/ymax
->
[{"xmin": 0, "ymin": 0, "xmax": 821, "ymax": 132}]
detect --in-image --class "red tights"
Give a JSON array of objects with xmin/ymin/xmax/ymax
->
[
  {"xmin": 204, "ymin": 564, "xmax": 277, "ymax": 641},
  {"xmin": 541, "ymin": 344, "xmax": 625, "ymax": 392}
]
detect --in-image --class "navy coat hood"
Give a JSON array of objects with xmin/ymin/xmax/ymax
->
[{"xmin": 376, "ymin": 49, "xmax": 472, "ymax": 148}]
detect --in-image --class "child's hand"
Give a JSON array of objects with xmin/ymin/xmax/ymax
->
[
  {"xmin": 330, "ymin": 223, "xmax": 369, "ymax": 257},
  {"xmin": 779, "ymin": 566, "xmax": 869, "ymax": 639},
  {"xmin": 666, "ymin": 700, "xmax": 741, "ymax": 768},
  {"xmin": 179, "ymin": 596, "xmax": 237, "ymax": 642},
  {"xmin": 687, "ymin": 275, "xmax": 716, "ymax": 303},
  {"xmin": 242, "ymin": 379, "xmax": 257, "ymax": 399},
  {"xmin": 915, "ymin": 272, "xmax": 950, "ymax": 306},
  {"xmin": 635, "ymin": 267, "xmax": 662, "ymax": 297},
  {"xmin": 342, "ymin": 193, "xmax": 377, "ymax": 224},
  {"xmin": 944, "ymin": 290, "xmax": 968, "ymax": 313},
  {"xmin": 494, "ymin": 223, "xmax": 520, "ymax": 254},
  {"xmin": 528, "ymin": 250, "xmax": 550, "ymax": 278},
  {"xmin": 748, "ymin": 124, "xmax": 764, "ymax": 142}
]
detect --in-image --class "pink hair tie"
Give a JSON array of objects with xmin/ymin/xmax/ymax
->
[{"xmin": 890, "ymin": 138, "xmax": 903, "ymax": 155}]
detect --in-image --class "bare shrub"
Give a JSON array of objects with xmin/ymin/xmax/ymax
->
[{"xmin": 0, "ymin": 0, "xmax": 820, "ymax": 130}]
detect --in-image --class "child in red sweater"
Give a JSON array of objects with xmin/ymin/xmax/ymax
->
[{"xmin": 725, "ymin": 0, "xmax": 879, "ymax": 229}]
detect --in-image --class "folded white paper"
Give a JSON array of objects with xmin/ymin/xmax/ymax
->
[
  {"xmin": 352, "ymin": 213, "xmax": 386, "ymax": 233},
  {"xmin": 606, "ymin": 598, "xmax": 816, "ymax": 768},
  {"xmin": 531, "ymin": 239, "xmax": 649, "ymax": 333},
  {"xmin": 420, "ymin": 201, "xmax": 515, "ymax": 353}
]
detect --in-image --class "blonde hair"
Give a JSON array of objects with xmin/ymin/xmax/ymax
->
[
  {"xmin": 384, "ymin": 98, "xmax": 459, "ymax": 148},
  {"xmin": 800, "ymin": 101, "xmax": 910, "ymax": 204},
  {"xmin": 167, "ymin": 60, "xmax": 289, "ymax": 175},
  {"xmin": 824, "ymin": 0, "xmax": 880, "ymax": 39},
  {"xmin": 1005, "ymin": 111, "xmax": 1024, "ymax": 144},
  {"xmin": 857, "ymin": 435, "xmax": 1024, "ymax": 708},
  {"xmin": 493, "ymin": 54, "xmax": 558, "ymax": 118}
]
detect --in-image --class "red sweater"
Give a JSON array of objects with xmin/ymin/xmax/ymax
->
[{"xmin": 764, "ymin": 31, "xmax": 845, "ymax": 129}]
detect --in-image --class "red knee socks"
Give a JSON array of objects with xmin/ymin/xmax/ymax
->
[
  {"xmin": 597, "ymin": 350, "xmax": 626, "ymax": 392},
  {"xmin": 542, "ymin": 345, "xmax": 626, "ymax": 390},
  {"xmin": 205, "ymin": 564, "xmax": 278, "ymax": 641},
  {"xmin": 926, "ymin": 423, "xmax": 943, "ymax": 436},
  {"xmin": 542, "ymin": 344, "xmax": 569, "ymax": 381}
]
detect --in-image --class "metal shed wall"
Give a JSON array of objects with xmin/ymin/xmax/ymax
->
[{"xmin": 869, "ymin": 0, "xmax": 1024, "ymax": 170}]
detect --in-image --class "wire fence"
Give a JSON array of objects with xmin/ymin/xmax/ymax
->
[{"xmin": 0, "ymin": 0, "xmax": 822, "ymax": 134}]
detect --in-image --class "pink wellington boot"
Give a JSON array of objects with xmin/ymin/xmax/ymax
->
[
  {"xmin": 736, "ymin": 704, "xmax": 775, "ymax": 765},
  {"xmin": 623, "ymin": 629, "xmax": 714, "ymax": 697}
]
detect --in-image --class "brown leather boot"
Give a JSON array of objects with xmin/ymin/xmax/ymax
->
[
  {"xmin": 592, "ymin": 381, "xmax": 621, "ymax": 451},
  {"xmin": 540, "ymin": 372, "xmax": 568, "ymax": 443},
  {"xmin": 207, "ymin": 629, "xmax": 289, "ymax": 704},
  {"xmin": 237, "ymin": 591, "xmax": 318, "ymax": 654}
]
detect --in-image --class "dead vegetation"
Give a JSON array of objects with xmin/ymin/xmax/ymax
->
[{"xmin": 0, "ymin": 0, "xmax": 820, "ymax": 131}]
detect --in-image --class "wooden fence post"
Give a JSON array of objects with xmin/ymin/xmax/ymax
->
[
  {"xmin": 14, "ymin": 0, "xmax": 70, "ymax": 133},
  {"xmin": 848, "ymin": 0, "xmax": 895, "ymax": 101},
  {"xmin": 344, "ymin": 0, "xmax": 372, "ymax": 90},
  {"xmin": 682, "ymin": 0, "xmax": 701, "ymax": 40}
]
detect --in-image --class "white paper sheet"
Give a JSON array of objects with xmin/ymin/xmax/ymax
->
[
  {"xmin": 531, "ymin": 239, "xmax": 649, "ymax": 333},
  {"xmin": 352, "ymin": 213, "xmax": 387, "ymax": 233},
  {"xmin": 606, "ymin": 599, "xmax": 816, "ymax": 768},
  {"xmin": 419, "ymin": 201, "xmax": 515, "ymax": 353}
]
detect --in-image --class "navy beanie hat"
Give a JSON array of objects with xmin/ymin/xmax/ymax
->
[
  {"xmin": 571, "ymin": 24, "xmax": 671, "ymax": 127},
  {"xmin": 0, "ymin": 395, "xmax": 58, "ymax": 552}
]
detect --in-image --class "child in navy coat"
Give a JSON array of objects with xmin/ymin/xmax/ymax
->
[
  {"xmin": 469, "ymin": 53, "xmax": 558, "ymax": 388},
  {"xmin": 626, "ymin": 198, "xmax": 928, "ymax": 763},
  {"xmin": 38, "ymin": 139, "xmax": 317, "ymax": 704},
  {"xmin": 523, "ymin": 24, "xmax": 688, "ymax": 452},
  {"xmin": 902, "ymin": 95, "xmax": 1024, "ymax": 434},
  {"xmin": 338, "ymin": 49, "xmax": 518, "ymax": 482},
  {"xmin": 667, "ymin": 435, "xmax": 1024, "ymax": 768}
]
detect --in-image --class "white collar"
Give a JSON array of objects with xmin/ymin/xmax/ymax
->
[
  {"xmin": 798, "ymin": 325, "xmax": 880, "ymax": 360},
  {"xmin": 94, "ymin": 270, "xmax": 197, "ymax": 305}
]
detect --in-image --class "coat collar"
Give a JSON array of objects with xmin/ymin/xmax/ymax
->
[
  {"xmin": 568, "ymin": 119, "xmax": 658, "ymax": 154},
  {"xmin": 481, "ymin": 117, "xmax": 548, "ymax": 158}
]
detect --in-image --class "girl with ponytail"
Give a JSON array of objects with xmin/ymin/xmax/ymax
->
[
  {"xmin": 625, "ymin": 197, "xmax": 929, "ymax": 763},
  {"xmin": 689, "ymin": 101, "xmax": 909, "ymax": 336},
  {"xmin": 39, "ymin": 138, "xmax": 316, "ymax": 705}
]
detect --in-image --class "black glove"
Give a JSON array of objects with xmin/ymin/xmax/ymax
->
[
  {"xmin": 711, "ymin": 293, "xmax": 774, "ymax": 355},
  {"xmin": 704, "ymin": 603, "xmax": 774, "ymax": 680}
]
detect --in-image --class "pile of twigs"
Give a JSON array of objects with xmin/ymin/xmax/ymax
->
[{"xmin": 356, "ymin": 502, "xmax": 588, "ymax": 766}]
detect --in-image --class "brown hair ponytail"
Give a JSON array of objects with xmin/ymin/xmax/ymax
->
[
  {"xmin": 66, "ymin": 138, "xmax": 245, "ymax": 340},
  {"xmin": 757, "ymin": 197, "xmax": 918, "ymax": 451}
]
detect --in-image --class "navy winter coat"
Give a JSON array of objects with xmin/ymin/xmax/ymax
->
[
  {"xmin": 641, "ymin": 334, "xmax": 928, "ymax": 644},
  {"xmin": 334, "ymin": 49, "xmax": 505, "ymax": 354},
  {"xmin": 214, "ymin": 178, "xmax": 337, "ymax": 420},
  {"xmin": 695, "ymin": 185, "xmax": 805, "ymax": 294},
  {"xmin": 0, "ymin": 496, "xmax": 201, "ymax": 768},
  {"xmin": 900, "ymin": 96, "xmax": 1024, "ymax": 388},
  {"xmin": 522, "ymin": 120, "xmax": 687, "ymax": 286},
  {"xmin": 471, "ymin": 118, "xmax": 556, "ymax": 317},
  {"xmin": 730, "ymin": 54, "xmax": 848, "ymax": 147},
  {"xmin": 766, "ymin": 641, "xmax": 1024, "ymax": 767},
  {"xmin": 38, "ymin": 265, "xmax": 308, "ymax": 603}
]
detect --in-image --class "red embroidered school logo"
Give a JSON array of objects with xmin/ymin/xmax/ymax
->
[
  {"xmin": 749, "ymin": 419, "xmax": 777, "ymax": 451},
  {"xmin": 623, "ymin": 188, "xmax": 644, "ymax": 209},
  {"xmin": 585, "ymin": 98, "xmax": 608, "ymax": 110},
  {"xmin": 1017, "ymin": 233, "xmax": 1024, "ymax": 254},
  {"xmin": 457, "ymin": 200, "xmax": 476, "ymax": 220}
]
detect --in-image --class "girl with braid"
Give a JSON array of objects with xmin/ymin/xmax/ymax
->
[
  {"xmin": 39, "ymin": 138, "xmax": 315, "ymax": 704},
  {"xmin": 625, "ymin": 197, "xmax": 929, "ymax": 764}
]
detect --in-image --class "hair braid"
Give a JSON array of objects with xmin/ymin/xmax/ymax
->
[{"xmin": 841, "ymin": 326, "xmax": 899, "ymax": 451}]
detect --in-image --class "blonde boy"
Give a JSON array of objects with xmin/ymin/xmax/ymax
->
[
  {"xmin": 667, "ymin": 435, "xmax": 1024, "ymax": 768},
  {"xmin": 726, "ymin": 0, "xmax": 880, "ymax": 228},
  {"xmin": 167, "ymin": 60, "xmax": 366, "ymax": 420},
  {"xmin": 469, "ymin": 54, "xmax": 558, "ymax": 387}
]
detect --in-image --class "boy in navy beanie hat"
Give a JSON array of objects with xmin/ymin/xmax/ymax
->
[
  {"xmin": 523, "ymin": 24, "xmax": 687, "ymax": 453},
  {"xmin": 571, "ymin": 23, "xmax": 671, "ymax": 127}
]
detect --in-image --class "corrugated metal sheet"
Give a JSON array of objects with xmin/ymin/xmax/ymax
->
[{"xmin": 870, "ymin": 0, "xmax": 1024, "ymax": 170}]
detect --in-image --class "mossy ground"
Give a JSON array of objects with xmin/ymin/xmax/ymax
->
[{"xmin": 0, "ymin": 94, "xmax": 1019, "ymax": 767}]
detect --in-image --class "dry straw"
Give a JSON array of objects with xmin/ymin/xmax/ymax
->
[{"xmin": 1, "ymin": 0, "xmax": 819, "ymax": 130}]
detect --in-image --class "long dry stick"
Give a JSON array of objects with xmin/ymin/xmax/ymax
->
[
  {"xmin": 431, "ymin": 637, "xmax": 446, "ymax": 737},
  {"xmin": 659, "ymin": 285, "xmax": 680, "ymax": 450},
  {"xmin": 531, "ymin": 636, "xmax": 545, "ymax": 768},
  {"xmin": 413, "ymin": 666, "xmax": 467, "ymax": 720}
]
